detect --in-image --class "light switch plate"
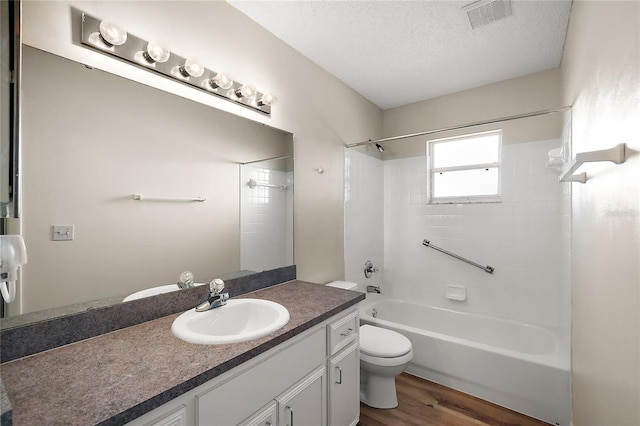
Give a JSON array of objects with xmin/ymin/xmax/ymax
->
[{"xmin": 52, "ymin": 225, "xmax": 74, "ymax": 241}]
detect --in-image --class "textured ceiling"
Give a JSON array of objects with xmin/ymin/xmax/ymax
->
[{"xmin": 228, "ymin": 0, "xmax": 572, "ymax": 110}]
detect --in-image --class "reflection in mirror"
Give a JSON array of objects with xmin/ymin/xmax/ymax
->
[
  {"xmin": 241, "ymin": 156, "xmax": 294, "ymax": 272},
  {"xmin": 2, "ymin": 46, "xmax": 293, "ymax": 321}
]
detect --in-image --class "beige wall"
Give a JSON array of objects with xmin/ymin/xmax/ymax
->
[
  {"xmin": 561, "ymin": 1, "xmax": 640, "ymax": 424},
  {"xmin": 20, "ymin": 1, "xmax": 383, "ymax": 301},
  {"xmin": 381, "ymin": 67, "xmax": 564, "ymax": 159}
]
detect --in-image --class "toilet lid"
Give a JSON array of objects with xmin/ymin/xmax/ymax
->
[{"xmin": 359, "ymin": 324, "xmax": 412, "ymax": 358}]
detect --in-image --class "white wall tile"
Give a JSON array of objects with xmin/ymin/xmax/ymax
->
[
  {"xmin": 240, "ymin": 166, "xmax": 293, "ymax": 272},
  {"xmin": 378, "ymin": 139, "xmax": 571, "ymax": 328},
  {"xmin": 345, "ymin": 139, "xmax": 570, "ymax": 330},
  {"xmin": 344, "ymin": 150, "xmax": 384, "ymax": 291}
]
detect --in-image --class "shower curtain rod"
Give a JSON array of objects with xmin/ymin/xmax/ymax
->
[
  {"xmin": 240, "ymin": 154, "xmax": 293, "ymax": 165},
  {"xmin": 345, "ymin": 105, "xmax": 572, "ymax": 148}
]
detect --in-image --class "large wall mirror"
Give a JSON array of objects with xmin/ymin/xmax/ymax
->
[{"xmin": 2, "ymin": 46, "xmax": 293, "ymax": 321}]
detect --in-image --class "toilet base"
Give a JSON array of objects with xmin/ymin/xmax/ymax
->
[{"xmin": 360, "ymin": 368, "xmax": 399, "ymax": 409}]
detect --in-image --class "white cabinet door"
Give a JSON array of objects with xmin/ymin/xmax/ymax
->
[
  {"xmin": 277, "ymin": 367, "xmax": 326, "ymax": 426},
  {"xmin": 196, "ymin": 328, "xmax": 325, "ymax": 426},
  {"xmin": 148, "ymin": 406, "xmax": 187, "ymax": 426},
  {"xmin": 239, "ymin": 401, "xmax": 277, "ymax": 426},
  {"xmin": 328, "ymin": 341, "xmax": 360, "ymax": 426}
]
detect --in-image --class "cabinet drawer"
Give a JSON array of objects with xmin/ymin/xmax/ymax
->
[{"xmin": 327, "ymin": 310, "xmax": 358, "ymax": 356}]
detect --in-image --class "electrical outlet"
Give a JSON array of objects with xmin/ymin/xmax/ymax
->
[{"xmin": 52, "ymin": 225, "xmax": 74, "ymax": 241}]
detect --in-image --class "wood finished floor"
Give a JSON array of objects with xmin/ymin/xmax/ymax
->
[{"xmin": 359, "ymin": 373, "xmax": 551, "ymax": 426}]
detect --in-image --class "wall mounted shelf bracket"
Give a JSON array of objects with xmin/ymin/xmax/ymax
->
[{"xmin": 559, "ymin": 143, "xmax": 626, "ymax": 183}]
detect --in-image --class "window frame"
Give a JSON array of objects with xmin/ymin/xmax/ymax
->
[{"xmin": 427, "ymin": 130, "xmax": 502, "ymax": 204}]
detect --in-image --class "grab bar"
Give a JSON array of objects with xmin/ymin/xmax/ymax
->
[{"xmin": 422, "ymin": 239, "xmax": 494, "ymax": 274}]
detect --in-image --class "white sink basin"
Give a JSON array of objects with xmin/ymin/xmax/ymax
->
[{"xmin": 171, "ymin": 298, "xmax": 290, "ymax": 345}]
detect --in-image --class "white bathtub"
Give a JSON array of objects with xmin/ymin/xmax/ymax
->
[{"xmin": 360, "ymin": 296, "xmax": 571, "ymax": 425}]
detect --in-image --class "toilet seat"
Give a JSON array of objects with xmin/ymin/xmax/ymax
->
[
  {"xmin": 360, "ymin": 324, "xmax": 412, "ymax": 358},
  {"xmin": 360, "ymin": 348, "xmax": 414, "ymax": 367}
]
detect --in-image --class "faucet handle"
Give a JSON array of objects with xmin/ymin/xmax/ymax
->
[
  {"xmin": 364, "ymin": 260, "xmax": 379, "ymax": 278},
  {"xmin": 209, "ymin": 278, "xmax": 225, "ymax": 294},
  {"xmin": 177, "ymin": 271, "xmax": 194, "ymax": 289}
]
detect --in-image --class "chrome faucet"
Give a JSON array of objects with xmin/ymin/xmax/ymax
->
[
  {"xmin": 364, "ymin": 260, "xmax": 379, "ymax": 278},
  {"xmin": 366, "ymin": 285, "xmax": 381, "ymax": 294},
  {"xmin": 177, "ymin": 271, "xmax": 195, "ymax": 289},
  {"xmin": 195, "ymin": 278, "xmax": 229, "ymax": 312}
]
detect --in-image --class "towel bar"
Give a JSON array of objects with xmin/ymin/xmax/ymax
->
[
  {"xmin": 132, "ymin": 194, "xmax": 206, "ymax": 202},
  {"xmin": 559, "ymin": 143, "xmax": 626, "ymax": 183}
]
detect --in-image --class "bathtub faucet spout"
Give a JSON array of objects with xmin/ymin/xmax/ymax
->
[{"xmin": 367, "ymin": 285, "xmax": 381, "ymax": 294}]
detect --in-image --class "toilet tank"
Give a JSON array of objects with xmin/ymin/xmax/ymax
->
[{"xmin": 326, "ymin": 281, "xmax": 358, "ymax": 291}]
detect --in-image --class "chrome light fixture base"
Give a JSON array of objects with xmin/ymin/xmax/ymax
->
[{"xmin": 80, "ymin": 13, "xmax": 272, "ymax": 116}]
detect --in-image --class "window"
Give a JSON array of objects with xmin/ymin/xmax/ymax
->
[{"xmin": 427, "ymin": 130, "xmax": 501, "ymax": 203}]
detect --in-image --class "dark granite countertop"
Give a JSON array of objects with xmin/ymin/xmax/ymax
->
[
  {"xmin": 0, "ymin": 378, "xmax": 11, "ymax": 426},
  {"xmin": 0, "ymin": 280, "xmax": 364, "ymax": 426}
]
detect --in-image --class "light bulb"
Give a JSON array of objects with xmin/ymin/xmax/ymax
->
[
  {"xmin": 180, "ymin": 58, "xmax": 204, "ymax": 78},
  {"xmin": 209, "ymin": 72, "xmax": 234, "ymax": 90},
  {"xmin": 144, "ymin": 41, "xmax": 170, "ymax": 63},
  {"xmin": 258, "ymin": 92, "xmax": 277, "ymax": 106},
  {"xmin": 99, "ymin": 21, "xmax": 127, "ymax": 46},
  {"xmin": 236, "ymin": 83, "xmax": 257, "ymax": 99}
]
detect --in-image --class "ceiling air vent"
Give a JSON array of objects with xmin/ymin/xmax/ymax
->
[{"xmin": 463, "ymin": 0, "xmax": 512, "ymax": 29}]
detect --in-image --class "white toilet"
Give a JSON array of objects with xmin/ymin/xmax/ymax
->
[
  {"xmin": 327, "ymin": 281, "xmax": 413, "ymax": 409},
  {"xmin": 359, "ymin": 324, "xmax": 413, "ymax": 408}
]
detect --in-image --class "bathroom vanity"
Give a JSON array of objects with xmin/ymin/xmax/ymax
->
[
  {"xmin": 128, "ymin": 303, "xmax": 359, "ymax": 426},
  {"xmin": 0, "ymin": 281, "xmax": 364, "ymax": 426}
]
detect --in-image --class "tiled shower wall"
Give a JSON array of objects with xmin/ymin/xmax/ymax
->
[
  {"xmin": 241, "ymin": 166, "xmax": 294, "ymax": 272},
  {"xmin": 344, "ymin": 150, "xmax": 384, "ymax": 290},
  {"xmin": 345, "ymin": 139, "xmax": 571, "ymax": 330}
]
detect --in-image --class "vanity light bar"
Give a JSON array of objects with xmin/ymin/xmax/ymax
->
[{"xmin": 80, "ymin": 13, "xmax": 274, "ymax": 116}]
